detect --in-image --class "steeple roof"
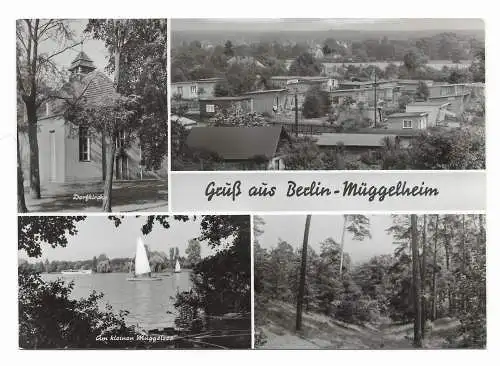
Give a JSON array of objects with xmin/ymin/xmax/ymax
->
[{"xmin": 68, "ymin": 51, "xmax": 96, "ymax": 73}]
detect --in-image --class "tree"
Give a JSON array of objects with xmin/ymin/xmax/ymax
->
[
  {"xmin": 83, "ymin": 19, "xmax": 164, "ymax": 211},
  {"xmin": 338, "ymin": 215, "xmax": 371, "ymax": 277},
  {"xmin": 415, "ymin": 81, "xmax": 429, "ymax": 101},
  {"xmin": 16, "ymin": 19, "xmax": 82, "ymax": 200},
  {"xmin": 302, "ymin": 85, "xmax": 330, "ymax": 118},
  {"xmin": 288, "ymin": 52, "xmax": 321, "ymax": 76},
  {"xmin": 410, "ymin": 214, "xmax": 423, "ymax": 347},
  {"xmin": 65, "ymin": 92, "xmax": 140, "ymax": 211},
  {"xmin": 185, "ymin": 239, "xmax": 202, "ymax": 267},
  {"xmin": 18, "ymin": 216, "xmax": 86, "ymax": 258},
  {"xmin": 403, "ymin": 48, "xmax": 427, "ymax": 77},
  {"xmin": 108, "ymin": 19, "xmax": 168, "ymax": 171},
  {"xmin": 92, "ymin": 256, "xmax": 98, "ymax": 272},
  {"xmin": 224, "ymin": 40, "xmax": 234, "ymax": 57},
  {"xmin": 296, "ymin": 215, "xmax": 311, "ymax": 331}
]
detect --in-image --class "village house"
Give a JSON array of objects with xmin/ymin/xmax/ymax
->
[
  {"xmin": 427, "ymin": 83, "xmax": 472, "ymax": 115},
  {"xmin": 19, "ymin": 51, "xmax": 166, "ymax": 185},
  {"xmin": 396, "ymin": 79, "xmax": 434, "ymax": 94},
  {"xmin": 170, "ymin": 78, "xmax": 222, "ymax": 100},
  {"xmin": 405, "ymin": 101, "xmax": 453, "ymax": 127},
  {"xmin": 316, "ymin": 129, "xmax": 422, "ymax": 156},
  {"xmin": 185, "ymin": 126, "xmax": 290, "ymax": 170},
  {"xmin": 385, "ymin": 112, "xmax": 429, "ymax": 130}
]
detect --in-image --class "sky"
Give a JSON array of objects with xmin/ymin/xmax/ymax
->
[
  {"xmin": 172, "ymin": 18, "xmax": 484, "ymax": 32},
  {"xmin": 37, "ymin": 19, "xmax": 110, "ymax": 75},
  {"xmin": 256, "ymin": 215, "xmax": 397, "ymax": 264},
  {"xmin": 20, "ymin": 216, "xmax": 222, "ymax": 263}
]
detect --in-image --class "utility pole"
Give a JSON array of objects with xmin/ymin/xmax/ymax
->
[
  {"xmin": 295, "ymin": 92, "xmax": 299, "ymax": 137},
  {"xmin": 296, "ymin": 214, "xmax": 312, "ymax": 332},
  {"xmin": 373, "ymin": 72, "xmax": 378, "ymax": 128}
]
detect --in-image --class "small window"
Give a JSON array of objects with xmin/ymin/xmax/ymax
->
[
  {"xmin": 206, "ymin": 104, "xmax": 215, "ymax": 113},
  {"xmin": 177, "ymin": 86, "xmax": 183, "ymax": 95},
  {"xmin": 403, "ymin": 119, "xmax": 413, "ymax": 129},
  {"xmin": 79, "ymin": 126, "xmax": 90, "ymax": 162},
  {"xmin": 191, "ymin": 85, "xmax": 197, "ymax": 94}
]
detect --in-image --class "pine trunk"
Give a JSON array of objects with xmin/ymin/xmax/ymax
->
[
  {"xmin": 296, "ymin": 215, "xmax": 311, "ymax": 332},
  {"xmin": 411, "ymin": 214, "xmax": 423, "ymax": 348},
  {"xmin": 339, "ymin": 216, "xmax": 348, "ymax": 278},
  {"xmin": 431, "ymin": 215, "xmax": 439, "ymax": 320},
  {"xmin": 420, "ymin": 215, "xmax": 427, "ymax": 337}
]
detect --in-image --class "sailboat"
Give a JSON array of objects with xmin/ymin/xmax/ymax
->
[
  {"xmin": 127, "ymin": 238, "xmax": 163, "ymax": 281},
  {"xmin": 174, "ymin": 258, "xmax": 181, "ymax": 273}
]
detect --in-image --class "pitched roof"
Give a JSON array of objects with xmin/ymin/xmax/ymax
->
[
  {"xmin": 186, "ymin": 126, "xmax": 286, "ymax": 160},
  {"xmin": 43, "ymin": 70, "xmax": 118, "ymax": 118},
  {"xmin": 68, "ymin": 51, "xmax": 96, "ymax": 72},
  {"xmin": 317, "ymin": 133, "xmax": 400, "ymax": 147},
  {"xmin": 387, "ymin": 112, "xmax": 428, "ymax": 118},
  {"xmin": 407, "ymin": 101, "xmax": 451, "ymax": 107},
  {"xmin": 243, "ymin": 89, "xmax": 287, "ymax": 95}
]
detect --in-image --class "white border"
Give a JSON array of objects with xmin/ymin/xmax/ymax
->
[{"xmin": 2, "ymin": 1, "xmax": 498, "ymax": 365}]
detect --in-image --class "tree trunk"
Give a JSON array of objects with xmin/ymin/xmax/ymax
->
[
  {"xmin": 17, "ymin": 132, "xmax": 28, "ymax": 212},
  {"xmin": 296, "ymin": 214, "xmax": 311, "ymax": 332},
  {"xmin": 431, "ymin": 215, "xmax": 439, "ymax": 320},
  {"xmin": 420, "ymin": 215, "xmax": 427, "ymax": 337},
  {"xmin": 411, "ymin": 214, "xmax": 423, "ymax": 348},
  {"xmin": 443, "ymin": 219, "xmax": 453, "ymax": 315},
  {"xmin": 102, "ymin": 135, "xmax": 116, "ymax": 212},
  {"xmin": 339, "ymin": 216, "xmax": 348, "ymax": 278},
  {"xmin": 461, "ymin": 215, "xmax": 466, "ymax": 312},
  {"xmin": 101, "ymin": 132, "xmax": 106, "ymax": 181},
  {"xmin": 26, "ymin": 103, "xmax": 41, "ymax": 199}
]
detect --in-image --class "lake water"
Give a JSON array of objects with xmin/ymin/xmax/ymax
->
[{"xmin": 42, "ymin": 272, "xmax": 192, "ymax": 330}]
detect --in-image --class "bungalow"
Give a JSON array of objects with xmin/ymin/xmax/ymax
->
[
  {"xmin": 405, "ymin": 101, "xmax": 452, "ymax": 127},
  {"xmin": 316, "ymin": 133, "xmax": 407, "ymax": 157},
  {"xmin": 171, "ymin": 78, "xmax": 222, "ymax": 100},
  {"xmin": 185, "ymin": 126, "xmax": 290, "ymax": 170},
  {"xmin": 19, "ymin": 51, "xmax": 165, "ymax": 185},
  {"xmin": 316, "ymin": 129, "xmax": 422, "ymax": 152},
  {"xmin": 242, "ymin": 89, "xmax": 288, "ymax": 115},
  {"xmin": 396, "ymin": 79, "xmax": 434, "ymax": 94},
  {"xmin": 199, "ymin": 96, "xmax": 253, "ymax": 121},
  {"xmin": 385, "ymin": 112, "xmax": 429, "ymax": 131}
]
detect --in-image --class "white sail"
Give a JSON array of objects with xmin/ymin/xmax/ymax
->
[
  {"xmin": 174, "ymin": 259, "xmax": 181, "ymax": 273},
  {"xmin": 135, "ymin": 237, "xmax": 151, "ymax": 275}
]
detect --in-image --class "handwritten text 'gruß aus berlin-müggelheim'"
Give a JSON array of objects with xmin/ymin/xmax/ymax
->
[{"xmin": 203, "ymin": 180, "xmax": 439, "ymax": 203}]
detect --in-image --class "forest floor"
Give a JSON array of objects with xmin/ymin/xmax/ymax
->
[{"xmin": 255, "ymin": 298, "xmax": 461, "ymax": 349}]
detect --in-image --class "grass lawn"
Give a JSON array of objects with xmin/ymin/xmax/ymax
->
[{"xmin": 23, "ymin": 179, "xmax": 167, "ymax": 213}]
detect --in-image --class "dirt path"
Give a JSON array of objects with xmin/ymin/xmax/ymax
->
[{"xmin": 256, "ymin": 299, "xmax": 455, "ymax": 349}]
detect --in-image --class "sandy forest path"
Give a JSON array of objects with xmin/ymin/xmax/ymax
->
[{"xmin": 256, "ymin": 299, "xmax": 459, "ymax": 349}]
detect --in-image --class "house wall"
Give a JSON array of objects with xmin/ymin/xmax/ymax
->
[
  {"xmin": 405, "ymin": 105, "xmax": 444, "ymax": 127},
  {"xmin": 171, "ymin": 81, "xmax": 217, "ymax": 100},
  {"xmin": 64, "ymin": 123, "xmax": 102, "ymax": 183},
  {"xmin": 386, "ymin": 116, "xmax": 427, "ymax": 130},
  {"xmin": 38, "ymin": 118, "xmax": 67, "ymax": 184},
  {"xmin": 429, "ymin": 94, "xmax": 470, "ymax": 116},
  {"xmin": 251, "ymin": 92, "xmax": 287, "ymax": 114}
]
